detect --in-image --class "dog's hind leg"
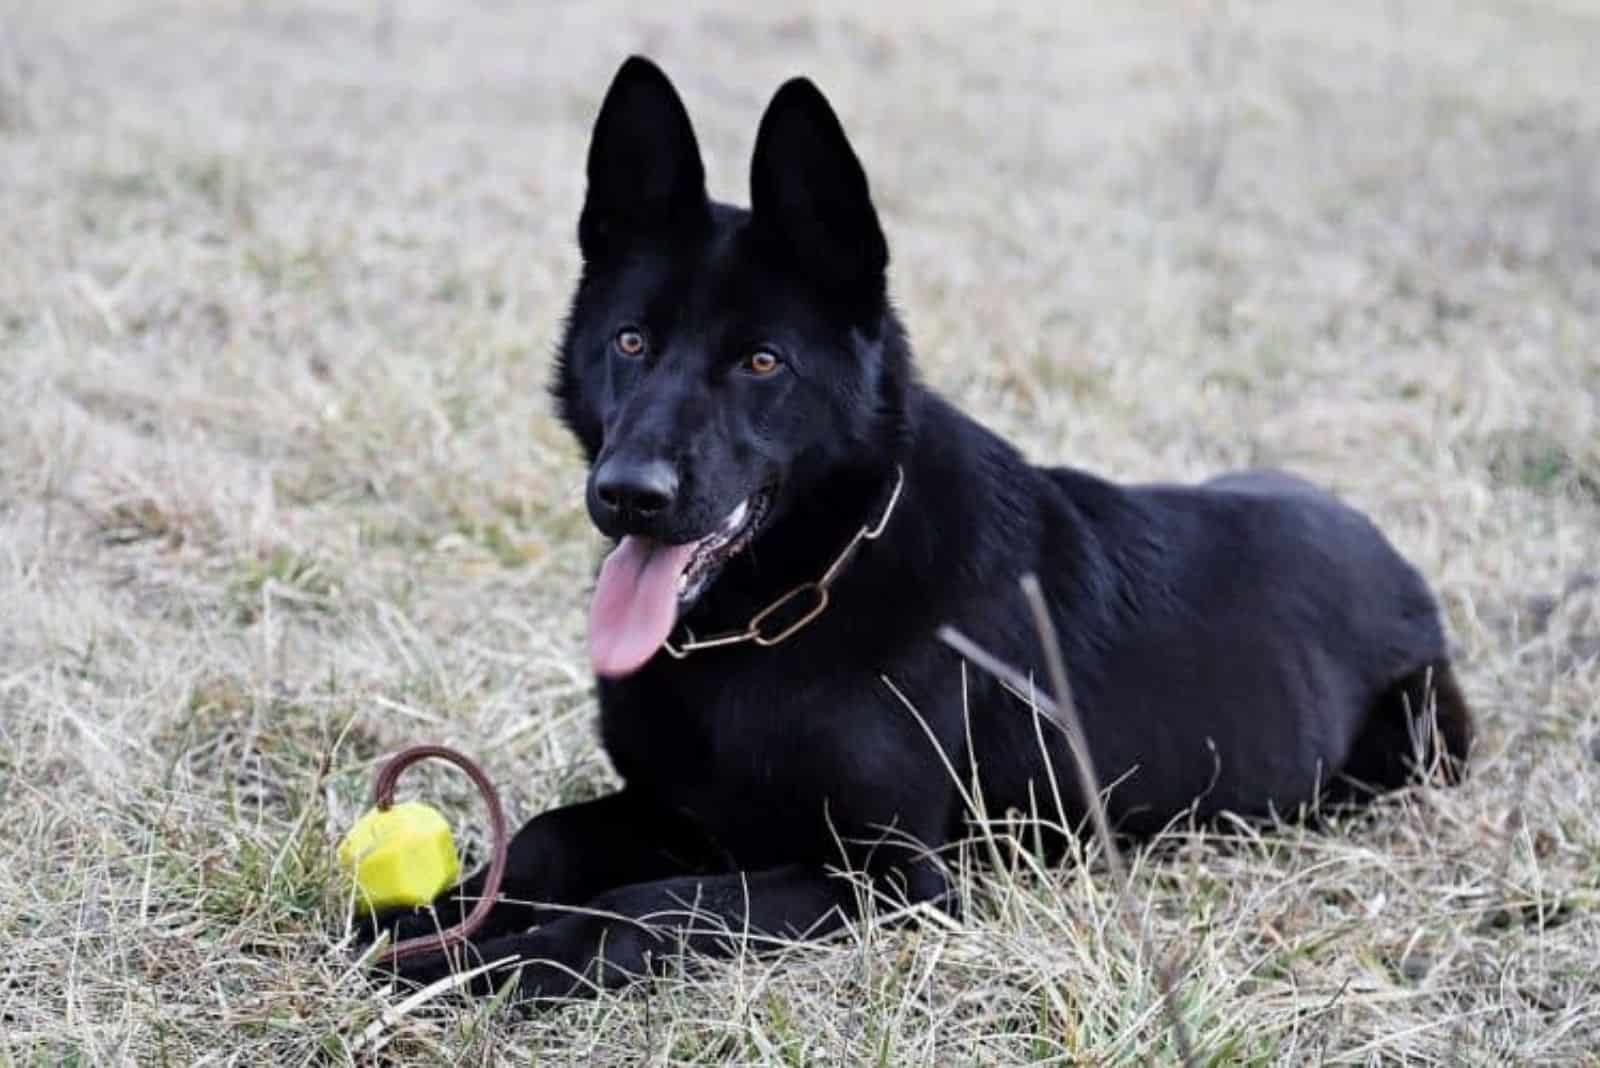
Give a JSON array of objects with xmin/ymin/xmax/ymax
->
[{"xmin": 1328, "ymin": 659, "xmax": 1474, "ymax": 805}]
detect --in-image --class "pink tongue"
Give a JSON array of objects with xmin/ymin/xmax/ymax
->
[{"xmin": 589, "ymin": 536, "xmax": 698, "ymax": 677}]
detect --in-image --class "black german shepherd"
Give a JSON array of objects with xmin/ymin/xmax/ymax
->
[{"xmin": 369, "ymin": 57, "xmax": 1472, "ymax": 1001}]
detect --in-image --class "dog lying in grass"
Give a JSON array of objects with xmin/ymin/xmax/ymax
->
[{"xmin": 362, "ymin": 56, "xmax": 1472, "ymax": 1002}]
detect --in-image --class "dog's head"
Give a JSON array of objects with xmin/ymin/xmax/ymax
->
[{"xmin": 552, "ymin": 57, "xmax": 908, "ymax": 677}]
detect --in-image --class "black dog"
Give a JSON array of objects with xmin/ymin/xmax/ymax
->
[{"xmin": 368, "ymin": 57, "xmax": 1472, "ymax": 1001}]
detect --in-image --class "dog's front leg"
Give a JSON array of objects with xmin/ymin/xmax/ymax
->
[
  {"xmin": 387, "ymin": 861, "xmax": 919, "ymax": 1003},
  {"xmin": 358, "ymin": 787, "xmax": 719, "ymax": 950}
]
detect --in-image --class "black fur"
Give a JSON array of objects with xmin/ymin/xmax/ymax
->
[{"xmin": 365, "ymin": 57, "xmax": 1473, "ymax": 1003}]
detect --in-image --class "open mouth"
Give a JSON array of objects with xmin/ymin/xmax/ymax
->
[
  {"xmin": 677, "ymin": 491, "xmax": 771, "ymax": 605},
  {"xmin": 588, "ymin": 489, "xmax": 773, "ymax": 678}
]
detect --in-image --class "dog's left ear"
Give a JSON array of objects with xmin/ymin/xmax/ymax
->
[
  {"xmin": 579, "ymin": 56, "xmax": 709, "ymax": 261},
  {"xmin": 750, "ymin": 78, "xmax": 888, "ymax": 296}
]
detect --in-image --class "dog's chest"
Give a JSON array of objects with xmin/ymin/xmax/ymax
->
[
  {"xmin": 600, "ymin": 663, "xmax": 910, "ymax": 861},
  {"xmin": 604, "ymin": 668, "xmax": 833, "ymax": 790}
]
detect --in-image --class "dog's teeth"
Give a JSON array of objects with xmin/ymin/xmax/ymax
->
[{"xmin": 675, "ymin": 495, "xmax": 763, "ymax": 606}]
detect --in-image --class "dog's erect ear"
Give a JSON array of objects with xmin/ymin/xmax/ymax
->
[
  {"xmin": 579, "ymin": 56, "xmax": 708, "ymax": 260},
  {"xmin": 750, "ymin": 78, "xmax": 888, "ymax": 296}
]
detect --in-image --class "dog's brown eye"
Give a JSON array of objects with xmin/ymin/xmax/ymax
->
[
  {"xmin": 615, "ymin": 328, "xmax": 646, "ymax": 357},
  {"xmin": 745, "ymin": 349, "xmax": 781, "ymax": 375}
]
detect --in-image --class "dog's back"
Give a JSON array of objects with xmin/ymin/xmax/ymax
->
[{"xmin": 990, "ymin": 461, "xmax": 1473, "ymax": 831}]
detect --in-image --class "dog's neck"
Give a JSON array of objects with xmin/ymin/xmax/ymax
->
[{"xmin": 670, "ymin": 377, "xmax": 1139, "ymax": 679}]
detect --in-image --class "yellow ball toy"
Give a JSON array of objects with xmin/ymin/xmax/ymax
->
[
  {"xmin": 337, "ymin": 800, "xmax": 460, "ymax": 915},
  {"xmin": 340, "ymin": 744, "xmax": 508, "ymax": 966}
]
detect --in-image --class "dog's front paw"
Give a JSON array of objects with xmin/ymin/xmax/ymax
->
[
  {"xmin": 351, "ymin": 901, "xmax": 462, "ymax": 955},
  {"xmin": 385, "ymin": 943, "xmax": 528, "ymax": 1001},
  {"xmin": 386, "ymin": 946, "xmax": 471, "ymax": 990},
  {"xmin": 383, "ymin": 934, "xmax": 592, "ymax": 1008}
]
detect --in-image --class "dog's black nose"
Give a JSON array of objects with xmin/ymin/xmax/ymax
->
[{"xmin": 593, "ymin": 457, "xmax": 679, "ymax": 522}]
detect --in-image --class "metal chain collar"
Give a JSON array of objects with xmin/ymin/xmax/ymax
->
[{"xmin": 662, "ymin": 465, "xmax": 906, "ymax": 659}]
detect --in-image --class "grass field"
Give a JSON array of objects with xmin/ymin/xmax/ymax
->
[{"xmin": 3, "ymin": 0, "xmax": 1599, "ymax": 1063}]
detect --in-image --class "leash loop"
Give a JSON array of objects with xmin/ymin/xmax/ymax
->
[
  {"xmin": 367, "ymin": 744, "xmax": 509, "ymax": 966},
  {"xmin": 663, "ymin": 464, "xmax": 904, "ymax": 659}
]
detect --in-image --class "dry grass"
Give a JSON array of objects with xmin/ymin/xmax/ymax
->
[{"xmin": 3, "ymin": 0, "xmax": 1599, "ymax": 1063}]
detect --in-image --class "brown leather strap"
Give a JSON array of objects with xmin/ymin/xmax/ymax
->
[{"xmin": 367, "ymin": 744, "xmax": 508, "ymax": 966}]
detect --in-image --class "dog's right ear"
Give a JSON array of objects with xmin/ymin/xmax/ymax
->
[
  {"xmin": 578, "ymin": 57, "xmax": 708, "ymax": 260},
  {"xmin": 750, "ymin": 77, "xmax": 888, "ymax": 299}
]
